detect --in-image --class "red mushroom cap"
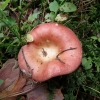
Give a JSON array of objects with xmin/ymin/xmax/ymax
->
[{"xmin": 18, "ymin": 22, "xmax": 82, "ymax": 82}]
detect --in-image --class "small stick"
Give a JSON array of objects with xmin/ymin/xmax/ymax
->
[
  {"xmin": 21, "ymin": 48, "xmax": 38, "ymax": 84},
  {"xmin": 56, "ymin": 47, "xmax": 77, "ymax": 64},
  {"xmin": 22, "ymin": 48, "xmax": 30, "ymax": 70},
  {"xmin": 21, "ymin": 48, "xmax": 32, "ymax": 77}
]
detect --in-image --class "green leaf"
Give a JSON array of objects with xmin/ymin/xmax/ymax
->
[
  {"xmin": 6, "ymin": 38, "xmax": 19, "ymax": 52},
  {"xmin": 82, "ymin": 57, "xmax": 92, "ymax": 70},
  {"xmin": 0, "ymin": 17, "xmax": 16, "ymax": 28},
  {"xmin": 45, "ymin": 13, "xmax": 51, "ymax": 22},
  {"xmin": 7, "ymin": 17, "xmax": 16, "ymax": 26},
  {"xmin": 82, "ymin": 57, "xmax": 87, "ymax": 65},
  {"xmin": 45, "ymin": 12, "xmax": 55, "ymax": 22},
  {"xmin": 91, "ymin": 36, "xmax": 98, "ymax": 40},
  {"xmin": 94, "ymin": 59, "xmax": 100, "ymax": 72},
  {"xmin": 0, "ymin": 33, "xmax": 4, "ymax": 38},
  {"xmin": 60, "ymin": 2, "xmax": 77, "ymax": 12},
  {"xmin": 0, "ymin": 22, "xmax": 5, "ymax": 29},
  {"xmin": 0, "ymin": 0, "xmax": 10, "ymax": 10},
  {"xmin": 58, "ymin": 0, "xmax": 64, "ymax": 1},
  {"xmin": 96, "ymin": 65, "xmax": 100, "ymax": 72},
  {"xmin": 97, "ymin": 37, "xmax": 100, "ymax": 42},
  {"xmin": 49, "ymin": 0, "xmax": 59, "ymax": 13},
  {"xmin": 28, "ymin": 12, "xmax": 41, "ymax": 22},
  {"xmin": 0, "ymin": 79, "xmax": 3, "ymax": 86}
]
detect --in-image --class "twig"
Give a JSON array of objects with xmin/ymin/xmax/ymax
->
[
  {"xmin": 83, "ymin": 84, "xmax": 100, "ymax": 94},
  {"xmin": 47, "ymin": 0, "xmax": 50, "ymax": 4},
  {"xmin": 22, "ymin": 48, "xmax": 30, "ymax": 69},
  {"xmin": 21, "ymin": 48, "xmax": 38, "ymax": 85},
  {"xmin": 42, "ymin": 7, "xmax": 45, "ymax": 22},
  {"xmin": 18, "ymin": 3, "xmax": 31, "ymax": 41},
  {"xmin": 79, "ymin": 91, "xmax": 100, "ymax": 99},
  {"xmin": 75, "ymin": 86, "xmax": 80, "ymax": 100},
  {"xmin": 56, "ymin": 47, "xmax": 77, "ymax": 64},
  {"xmin": 21, "ymin": 48, "xmax": 32, "ymax": 77}
]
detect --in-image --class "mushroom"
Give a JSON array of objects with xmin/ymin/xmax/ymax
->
[{"xmin": 18, "ymin": 22, "xmax": 82, "ymax": 82}]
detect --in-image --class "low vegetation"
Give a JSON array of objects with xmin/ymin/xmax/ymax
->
[{"xmin": 0, "ymin": 0, "xmax": 100, "ymax": 100}]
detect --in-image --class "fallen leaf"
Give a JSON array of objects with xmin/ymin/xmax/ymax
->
[
  {"xmin": 23, "ymin": 82, "xmax": 64, "ymax": 100},
  {"xmin": 0, "ymin": 59, "xmax": 64, "ymax": 100},
  {"xmin": 0, "ymin": 59, "xmax": 27, "ymax": 100},
  {"xmin": 53, "ymin": 89, "xmax": 64, "ymax": 100},
  {"xmin": 0, "ymin": 59, "xmax": 19, "ymax": 92}
]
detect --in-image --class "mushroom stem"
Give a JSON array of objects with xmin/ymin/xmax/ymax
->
[{"xmin": 56, "ymin": 47, "xmax": 77, "ymax": 64}]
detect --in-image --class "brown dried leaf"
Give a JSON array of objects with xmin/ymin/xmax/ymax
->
[
  {"xmin": 25, "ymin": 83, "xmax": 64, "ymax": 100},
  {"xmin": 53, "ymin": 89, "xmax": 64, "ymax": 100},
  {"xmin": 26, "ymin": 83, "xmax": 47, "ymax": 100},
  {"xmin": 0, "ymin": 59, "xmax": 27, "ymax": 100},
  {"xmin": 0, "ymin": 59, "xmax": 19, "ymax": 92},
  {"xmin": 0, "ymin": 59, "xmax": 64, "ymax": 100}
]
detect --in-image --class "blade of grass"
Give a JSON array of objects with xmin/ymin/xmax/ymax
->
[{"xmin": 83, "ymin": 84, "xmax": 100, "ymax": 94}]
